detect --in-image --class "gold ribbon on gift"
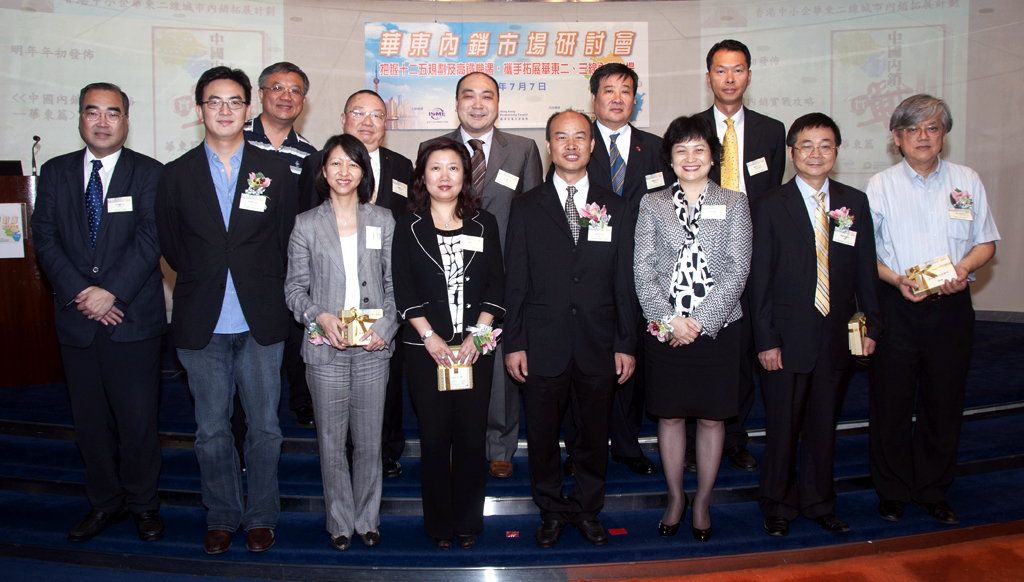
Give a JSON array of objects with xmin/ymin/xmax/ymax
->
[
  {"xmin": 905, "ymin": 255, "xmax": 956, "ymax": 297},
  {"xmin": 848, "ymin": 312, "xmax": 867, "ymax": 356},
  {"xmin": 339, "ymin": 307, "xmax": 381, "ymax": 345}
]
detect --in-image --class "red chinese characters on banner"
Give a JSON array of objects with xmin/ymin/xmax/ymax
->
[
  {"xmin": 583, "ymin": 31, "xmax": 606, "ymax": 57},
  {"xmin": 554, "ymin": 31, "xmax": 578, "ymax": 56},
  {"xmin": 497, "ymin": 32, "xmax": 519, "ymax": 57},
  {"xmin": 438, "ymin": 32, "xmax": 459, "ymax": 57},
  {"xmin": 376, "ymin": 26, "xmax": 639, "ymax": 60},
  {"xmin": 466, "ymin": 32, "xmax": 490, "ymax": 57},
  {"xmin": 613, "ymin": 31, "xmax": 636, "ymax": 56},
  {"xmin": 525, "ymin": 31, "xmax": 548, "ymax": 57},
  {"xmin": 408, "ymin": 32, "xmax": 431, "ymax": 57},
  {"xmin": 379, "ymin": 30, "xmax": 403, "ymax": 57}
]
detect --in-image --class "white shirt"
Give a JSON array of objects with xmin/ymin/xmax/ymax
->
[
  {"xmin": 340, "ymin": 232, "xmax": 360, "ymax": 310},
  {"xmin": 83, "ymin": 148, "xmax": 122, "ymax": 200},
  {"xmin": 459, "ymin": 127, "xmax": 494, "ymax": 164},
  {"xmin": 595, "ymin": 121, "xmax": 631, "ymax": 166},
  {"xmin": 713, "ymin": 105, "xmax": 747, "ymax": 194},
  {"xmin": 795, "ymin": 175, "xmax": 831, "ymax": 227},
  {"xmin": 552, "ymin": 172, "xmax": 589, "ymax": 213},
  {"xmin": 368, "ymin": 148, "xmax": 381, "ymax": 202}
]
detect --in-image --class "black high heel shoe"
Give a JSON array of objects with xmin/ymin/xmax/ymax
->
[
  {"xmin": 658, "ymin": 493, "xmax": 689, "ymax": 537},
  {"xmin": 691, "ymin": 504, "xmax": 712, "ymax": 542}
]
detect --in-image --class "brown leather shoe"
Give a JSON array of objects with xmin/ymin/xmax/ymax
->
[
  {"xmin": 489, "ymin": 460, "xmax": 513, "ymax": 478},
  {"xmin": 246, "ymin": 527, "xmax": 275, "ymax": 552},
  {"xmin": 203, "ymin": 529, "xmax": 233, "ymax": 555}
]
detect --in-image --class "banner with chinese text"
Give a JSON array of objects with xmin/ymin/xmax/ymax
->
[{"xmin": 364, "ymin": 22, "xmax": 649, "ymax": 130}]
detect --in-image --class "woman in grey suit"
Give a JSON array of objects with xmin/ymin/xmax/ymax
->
[
  {"xmin": 634, "ymin": 116, "xmax": 752, "ymax": 542},
  {"xmin": 284, "ymin": 134, "xmax": 398, "ymax": 551}
]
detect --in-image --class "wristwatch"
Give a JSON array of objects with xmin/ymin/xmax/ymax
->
[{"xmin": 420, "ymin": 329, "xmax": 434, "ymax": 341}]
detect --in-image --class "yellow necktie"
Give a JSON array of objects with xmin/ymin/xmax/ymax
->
[
  {"xmin": 720, "ymin": 118, "xmax": 739, "ymax": 191},
  {"xmin": 813, "ymin": 191, "xmax": 830, "ymax": 316}
]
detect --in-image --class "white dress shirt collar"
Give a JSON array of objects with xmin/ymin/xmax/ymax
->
[
  {"xmin": 595, "ymin": 121, "xmax": 631, "ymax": 165},
  {"xmin": 84, "ymin": 147, "xmax": 122, "ymax": 200},
  {"xmin": 552, "ymin": 171, "xmax": 589, "ymax": 211},
  {"xmin": 459, "ymin": 127, "xmax": 494, "ymax": 163}
]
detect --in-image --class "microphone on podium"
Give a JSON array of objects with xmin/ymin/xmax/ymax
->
[{"xmin": 31, "ymin": 135, "xmax": 41, "ymax": 176}]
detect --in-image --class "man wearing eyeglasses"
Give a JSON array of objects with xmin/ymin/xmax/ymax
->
[
  {"xmin": 32, "ymin": 82, "xmax": 166, "ymax": 544},
  {"xmin": 244, "ymin": 62, "xmax": 319, "ymax": 428},
  {"xmin": 750, "ymin": 113, "xmax": 880, "ymax": 538},
  {"xmin": 156, "ymin": 66, "xmax": 298, "ymax": 555},
  {"xmin": 298, "ymin": 89, "xmax": 414, "ymax": 478},
  {"xmin": 866, "ymin": 94, "xmax": 999, "ymax": 526}
]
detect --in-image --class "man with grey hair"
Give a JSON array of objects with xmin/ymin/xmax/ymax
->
[{"xmin": 866, "ymin": 94, "xmax": 999, "ymax": 526}]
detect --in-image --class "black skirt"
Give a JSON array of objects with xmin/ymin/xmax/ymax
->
[{"xmin": 644, "ymin": 321, "xmax": 741, "ymax": 420}]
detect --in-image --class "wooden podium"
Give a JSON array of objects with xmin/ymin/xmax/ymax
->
[{"xmin": 0, "ymin": 176, "xmax": 64, "ymax": 386}]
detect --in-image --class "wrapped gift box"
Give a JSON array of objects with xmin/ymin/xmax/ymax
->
[
  {"xmin": 437, "ymin": 348, "xmax": 473, "ymax": 391},
  {"xmin": 848, "ymin": 312, "xmax": 867, "ymax": 356},
  {"xmin": 906, "ymin": 255, "xmax": 958, "ymax": 297},
  {"xmin": 340, "ymin": 307, "xmax": 384, "ymax": 346}
]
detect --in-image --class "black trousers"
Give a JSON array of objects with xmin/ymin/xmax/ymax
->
[
  {"xmin": 406, "ymin": 344, "xmax": 492, "ymax": 540},
  {"xmin": 284, "ymin": 319, "xmax": 311, "ymax": 412},
  {"xmin": 524, "ymin": 359, "xmax": 615, "ymax": 523},
  {"xmin": 381, "ymin": 339, "xmax": 406, "ymax": 461},
  {"xmin": 61, "ymin": 333, "xmax": 162, "ymax": 513},
  {"xmin": 869, "ymin": 286, "xmax": 974, "ymax": 504},
  {"xmin": 758, "ymin": 340, "xmax": 844, "ymax": 520}
]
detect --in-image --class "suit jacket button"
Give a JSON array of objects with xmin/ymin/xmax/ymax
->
[
  {"xmin": 91, "ymin": 266, "xmax": 99, "ymax": 274},
  {"xmin": 465, "ymin": 276, "xmax": 471, "ymax": 281},
  {"xmin": 361, "ymin": 281, "xmax": 367, "ymax": 287},
  {"xmin": 465, "ymin": 303, "xmax": 471, "ymax": 309},
  {"xmin": 571, "ymin": 307, "xmax": 577, "ymax": 315},
  {"xmin": 363, "ymin": 297, "xmax": 369, "ymax": 303},
  {"xmin": 573, "ymin": 276, "xmax": 579, "ymax": 283}
]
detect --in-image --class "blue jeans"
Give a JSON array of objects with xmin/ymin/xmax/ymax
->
[{"xmin": 178, "ymin": 333, "xmax": 283, "ymax": 531}]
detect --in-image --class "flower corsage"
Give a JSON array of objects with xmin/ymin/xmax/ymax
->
[
  {"xmin": 950, "ymin": 188, "xmax": 973, "ymax": 209},
  {"xmin": 647, "ymin": 317, "xmax": 674, "ymax": 343},
  {"xmin": 466, "ymin": 324, "xmax": 502, "ymax": 355},
  {"xmin": 577, "ymin": 202, "xmax": 611, "ymax": 229},
  {"xmin": 307, "ymin": 320, "xmax": 331, "ymax": 346},
  {"xmin": 245, "ymin": 172, "xmax": 272, "ymax": 196},
  {"xmin": 828, "ymin": 207, "xmax": 854, "ymax": 230}
]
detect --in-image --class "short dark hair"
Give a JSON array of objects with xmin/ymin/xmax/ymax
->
[
  {"xmin": 314, "ymin": 134, "xmax": 375, "ymax": 204},
  {"xmin": 787, "ymin": 112, "xmax": 843, "ymax": 147},
  {"xmin": 588, "ymin": 62, "xmax": 638, "ymax": 96},
  {"xmin": 455, "ymin": 71, "xmax": 500, "ymax": 100},
  {"xmin": 545, "ymin": 109, "xmax": 591, "ymax": 141},
  {"xmin": 661, "ymin": 115, "xmax": 722, "ymax": 167},
  {"xmin": 79, "ymin": 82, "xmax": 130, "ymax": 116},
  {"xmin": 195, "ymin": 66, "xmax": 252, "ymax": 105},
  {"xmin": 258, "ymin": 61, "xmax": 309, "ymax": 95},
  {"xmin": 344, "ymin": 89, "xmax": 386, "ymax": 112},
  {"xmin": 706, "ymin": 39, "xmax": 752, "ymax": 71},
  {"xmin": 410, "ymin": 137, "xmax": 479, "ymax": 219}
]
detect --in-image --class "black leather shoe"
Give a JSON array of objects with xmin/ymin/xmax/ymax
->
[
  {"xmin": 294, "ymin": 406, "xmax": 315, "ymax": 427},
  {"xmin": 360, "ymin": 530, "xmax": 381, "ymax": 547},
  {"xmin": 331, "ymin": 535, "xmax": 351, "ymax": 551},
  {"xmin": 878, "ymin": 499, "xmax": 905, "ymax": 522},
  {"xmin": 577, "ymin": 519, "xmax": 608, "ymax": 545},
  {"xmin": 684, "ymin": 459, "xmax": 697, "ymax": 473},
  {"xmin": 612, "ymin": 454, "xmax": 656, "ymax": 475},
  {"xmin": 814, "ymin": 513, "xmax": 850, "ymax": 533},
  {"xmin": 434, "ymin": 538, "xmax": 452, "ymax": 550},
  {"xmin": 657, "ymin": 521, "xmax": 680, "ymax": 536},
  {"xmin": 922, "ymin": 500, "xmax": 959, "ymax": 525},
  {"xmin": 691, "ymin": 525, "xmax": 712, "ymax": 542},
  {"xmin": 563, "ymin": 455, "xmax": 575, "ymax": 477},
  {"xmin": 457, "ymin": 534, "xmax": 477, "ymax": 549},
  {"xmin": 383, "ymin": 458, "xmax": 402, "ymax": 478},
  {"xmin": 68, "ymin": 509, "xmax": 126, "ymax": 542},
  {"xmin": 133, "ymin": 510, "xmax": 164, "ymax": 541},
  {"xmin": 763, "ymin": 516, "xmax": 789, "ymax": 537},
  {"xmin": 726, "ymin": 446, "xmax": 757, "ymax": 471},
  {"xmin": 535, "ymin": 519, "xmax": 564, "ymax": 548}
]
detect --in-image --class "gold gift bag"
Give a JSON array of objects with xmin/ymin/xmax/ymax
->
[
  {"xmin": 437, "ymin": 348, "xmax": 473, "ymax": 391},
  {"xmin": 906, "ymin": 255, "xmax": 958, "ymax": 297},
  {"xmin": 848, "ymin": 312, "xmax": 868, "ymax": 356},
  {"xmin": 339, "ymin": 307, "xmax": 384, "ymax": 346}
]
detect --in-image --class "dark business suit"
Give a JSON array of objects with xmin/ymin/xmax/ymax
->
[
  {"xmin": 392, "ymin": 210, "xmax": 505, "ymax": 540},
  {"xmin": 696, "ymin": 105, "xmax": 786, "ymax": 456},
  {"xmin": 32, "ymin": 147, "xmax": 165, "ymax": 514},
  {"xmin": 504, "ymin": 179, "xmax": 637, "ymax": 523},
  {"xmin": 425, "ymin": 128, "xmax": 543, "ymax": 464},
  {"xmin": 568, "ymin": 122, "xmax": 672, "ymax": 462},
  {"xmin": 300, "ymin": 144, "xmax": 414, "ymax": 462},
  {"xmin": 750, "ymin": 178, "xmax": 880, "ymax": 520}
]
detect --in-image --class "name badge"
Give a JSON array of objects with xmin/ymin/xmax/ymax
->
[
  {"xmin": 393, "ymin": 179, "xmax": 408, "ymax": 198},
  {"xmin": 240, "ymin": 193, "xmax": 268, "ymax": 212},
  {"xmin": 365, "ymin": 226, "xmax": 382, "ymax": 249},
  {"xmin": 702, "ymin": 204, "xmax": 726, "ymax": 220},
  {"xmin": 107, "ymin": 196, "xmax": 133, "ymax": 213},
  {"xmin": 645, "ymin": 172, "xmax": 665, "ymax": 190},
  {"xmin": 461, "ymin": 234, "xmax": 484, "ymax": 252},
  {"xmin": 587, "ymin": 226, "xmax": 613, "ymax": 242},
  {"xmin": 746, "ymin": 157, "xmax": 768, "ymax": 176},
  {"xmin": 948, "ymin": 208, "xmax": 973, "ymax": 221},
  {"xmin": 833, "ymin": 229, "xmax": 857, "ymax": 246},
  {"xmin": 495, "ymin": 169, "xmax": 520, "ymax": 190}
]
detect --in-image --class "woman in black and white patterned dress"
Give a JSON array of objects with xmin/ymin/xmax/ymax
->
[{"xmin": 634, "ymin": 116, "xmax": 752, "ymax": 542}]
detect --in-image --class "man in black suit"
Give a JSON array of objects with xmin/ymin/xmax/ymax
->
[
  {"xmin": 32, "ymin": 82, "xmax": 166, "ymax": 543},
  {"xmin": 693, "ymin": 39, "xmax": 787, "ymax": 472},
  {"xmin": 504, "ymin": 110, "xmax": 637, "ymax": 548},
  {"xmin": 156, "ymin": 66, "xmax": 297, "ymax": 555},
  {"xmin": 563, "ymin": 63, "xmax": 671, "ymax": 477},
  {"xmin": 298, "ymin": 89, "xmax": 413, "ymax": 478},
  {"xmin": 751, "ymin": 113, "xmax": 880, "ymax": 537},
  {"xmin": 422, "ymin": 72, "xmax": 543, "ymax": 479}
]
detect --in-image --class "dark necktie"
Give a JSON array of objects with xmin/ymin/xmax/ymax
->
[
  {"xmin": 564, "ymin": 185, "xmax": 581, "ymax": 244},
  {"xmin": 609, "ymin": 132, "xmax": 625, "ymax": 197},
  {"xmin": 469, "ymin": 138, "xmax": 486, "ymax": 197},
  {"xmin": 85, "ymin": 159, "xmax": 103, "ymax": 247}
]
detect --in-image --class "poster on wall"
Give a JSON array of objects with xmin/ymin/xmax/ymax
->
[
  {"xmin": 364, "ymin": 22, "xmax": 649, "ymax": 130},
  {"xmin": 0, "ymin": 203, "xmax": 26, "ymax": 259}
]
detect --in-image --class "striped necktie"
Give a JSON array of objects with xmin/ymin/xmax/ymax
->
[
  {"xmin": 609, "ymin": 133, "xmax": 624, "ymax": 197},
  {"xmin": 85, "ymin": 159, "xmax": 103, "ymax": 247},
  {"xmin": 720, "ymin": 118, "xmax": 739, "ymax": 191},
  {"xmin": 564, "ymin": 185, "xmax": 581, "ymax": 244},
  {"xmin": 469, "ymin": 138, "xmax": 486, "ymax": 198},
  {"xmin": 813, "ymin": 191, "xmax": 830, "ymax": 316}
]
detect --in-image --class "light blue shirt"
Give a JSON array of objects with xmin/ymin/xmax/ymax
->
[
  {"xmin": 795, "ymin": 175, "xmax": 830, "ymax": 227},
  {"xmin": 866, "ymin": 159, "xmax": 1000, "ymax": 281},
  {"xmin": 203, "ymin": 141, "xmax": 249, "ymax": 334}
]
